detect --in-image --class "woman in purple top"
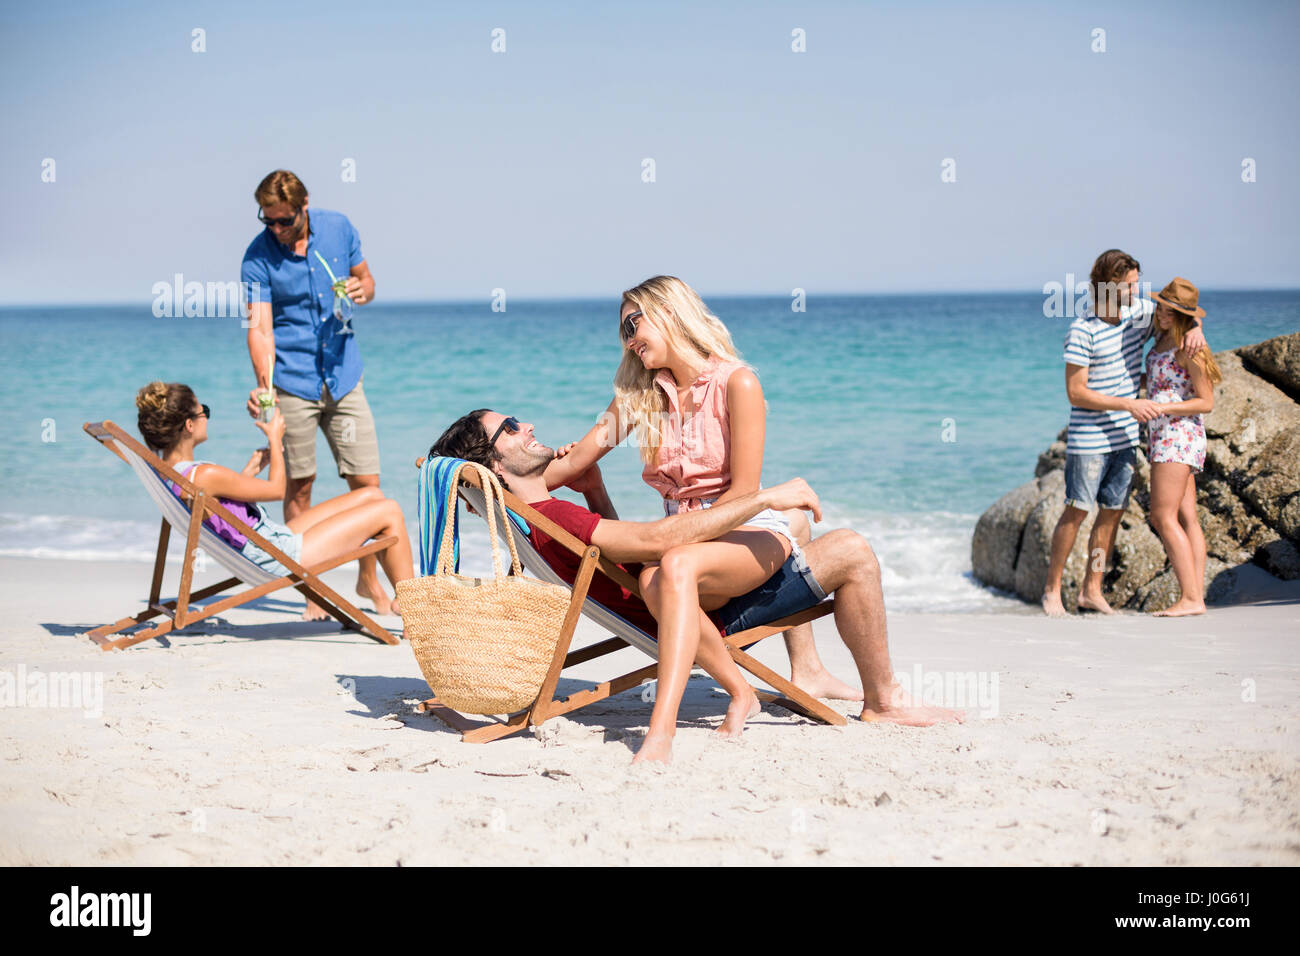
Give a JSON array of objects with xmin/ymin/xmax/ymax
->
[{"xmin": 135, "ymin": 382, "xmax": 413, "ymax": 617}]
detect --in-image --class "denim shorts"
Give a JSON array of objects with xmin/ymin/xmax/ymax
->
[
  {"xmin": 240, "ymin": 511, "xmax": 304, "ymax": 575},
  {"xmin": 1064, "ymin": 447, "xmax": 1137, "ymax": 511},
  {"xmin": 713, "ymin": 548, "xmax": 828, "ymax": 640}
]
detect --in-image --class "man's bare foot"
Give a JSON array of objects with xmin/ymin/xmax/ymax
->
[
  {"xmin": 356, "ymin": 576, "xmax": 394, "ymax": 615},
  {"xmin": 632, "ymin": 732, "xmax": 674, "ymax": 764},
  {"xmin": 791, "ymin": 668, "xmax": 864, "ymax": 702},
  {"xmin": 862, "ymin": 686, "xmax": 964, "ymax": 726},
  {"xmin": 303, "ymin": 600, "xmax": 331, "ymax": 622},
  {"xmin": 1153, "ymin": 598, "xmax": 1205, "ymax": 617},
  {"xmin": 1041, "ymin": 590, "xmax": 1067, "ymax": 617},
  {"xmin": 716, "ymin": 691, "xmax": 761, "ymax": 739},
  {"xmin": 1077, "ymin": 591, "xmax": 1115, "ymax": 614}
]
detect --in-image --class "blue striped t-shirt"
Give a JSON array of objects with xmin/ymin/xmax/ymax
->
[{"xmin": 1063, "ymin": 300, "xmax": 1153, "ymax": 454}]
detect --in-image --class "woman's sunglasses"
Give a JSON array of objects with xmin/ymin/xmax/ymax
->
[
  {"xmin": 489, "ymin": 416, "xmax": 520, "ymax": 447},
  {"xmin": 620, "ymin": 309, "xmax": 642, "ymax": 342},
  {"xmin": 192, "ymin": 404, "xmax": 211, "ymax": 420},
  {"xmin": 257, "ymin": 209, "xmax": 300, "ymax": 228}
]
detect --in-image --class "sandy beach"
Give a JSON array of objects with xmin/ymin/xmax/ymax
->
[{"xmin": 1, "ymin": 555, "xmax": 1296, "ymax": 867}]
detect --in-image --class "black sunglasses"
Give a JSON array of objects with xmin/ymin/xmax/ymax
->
[
  {"xmin": 489, "ymin": 416, "xmax": 520, "ymax": 448},
  {"xmin": 258, "ymin": 209, "xmax": 300, "ymax": 228},
  {"xmin": 620, "ymin": 309, "xmax": 642, "ymax": 342},
  {"xmin": 193, "ymin": 404, "xmax": 210, "ymax": 420}
]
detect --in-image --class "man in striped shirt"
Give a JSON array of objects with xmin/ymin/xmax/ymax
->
[{"xmin": 1042, "ymin": 250, "xmax": 1205, "ymax": 617}]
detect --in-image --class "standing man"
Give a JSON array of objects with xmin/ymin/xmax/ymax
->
[
  {"xmin": 241, "ymin": 170, "xmax": 393, "ymax": 617},
  {"xmin": 1042, "ymin": 249, "xmax": 1205, "ymax": 617}
]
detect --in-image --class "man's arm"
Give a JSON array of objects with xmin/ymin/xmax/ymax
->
[
  {"xmin": 245, "ymin": 302, "xmax": 276, "ymax": 417},
  {"xmin": 1066, "ymin": 364, "xmax": 1160, "ymax": 422},
  {"xmin": 588, "ymin": 478, "xmax": 820, "ymax": 564}
]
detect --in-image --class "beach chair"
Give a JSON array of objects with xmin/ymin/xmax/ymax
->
[
  {"xmin": 81, "ymin": 420, "xmax": 400, "ymax": 651},
  {"xmin": 413, "ymin": 459, "xmax": 846, "ymax": 743}
]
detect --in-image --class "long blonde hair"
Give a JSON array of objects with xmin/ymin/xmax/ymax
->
[
  {"xmin": 1163, "ymin": 307, "xmax": 1223, "ymax": 385},
  {"xmin": 614, "ymin": 276, "xmax": 743, "ymax": 465}
]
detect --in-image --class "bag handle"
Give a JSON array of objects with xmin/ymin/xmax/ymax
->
[{"xmin": 434, "ymin": 461, "xmax": 524, "ymax": 580}]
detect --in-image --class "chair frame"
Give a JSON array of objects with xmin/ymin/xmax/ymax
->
[
  {"xmin": 82, "ymin": 420, "xmax": 400, "ymax": 651},
  {"xmin": 414, "ymin": 463, "xmax": 846, "ymax": 743}
]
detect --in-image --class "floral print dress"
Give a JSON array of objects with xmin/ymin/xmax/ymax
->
[{"xmin": 1145, "ymin": 345, "xmax": 1206, "ymax": 472}]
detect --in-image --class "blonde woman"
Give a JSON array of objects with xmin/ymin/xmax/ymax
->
[
  {"xmin": 546, "ymin": 276, "xmax": 810, "ymax": 761},
  {"xmin": 1144, "ymin": 279, "xmax": 1222, "ymax": 617}
]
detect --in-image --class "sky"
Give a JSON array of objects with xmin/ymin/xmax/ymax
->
[{"xmin": 2, "ymin": 0, "xmax": 1298, "ymax": 303}]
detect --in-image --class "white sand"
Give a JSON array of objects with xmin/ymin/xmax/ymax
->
[{"xmin": 1, "ymin": 555, "xmax": 1297, "ymax": 866}]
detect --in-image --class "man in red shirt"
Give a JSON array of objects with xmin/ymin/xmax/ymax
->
[{"xmin": 430, "ymin": 410, "xmax": 963, "ymax": 762}]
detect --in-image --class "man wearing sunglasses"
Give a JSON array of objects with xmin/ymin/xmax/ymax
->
[
  {"xmin": 430, "ymin": 410, "xmax": 963, "ymax": 731},
  {"xmin": 239, "ymin": 169, "xmax": 390, "ymax": 617}
]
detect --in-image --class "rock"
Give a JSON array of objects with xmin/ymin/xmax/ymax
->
[
  {"xmin": 971, "ymin": 331, "xmax": 1300, "ymax": 609},
  {"xmin": 1257, "ymin": 539, "xmax": 1300, "ymax": 580},
  {"xmin": 971, "ymin": 477, "xmax": 1045, "ymax": 592},
  {"xmin": 1238, "ymin": 331, "xmax": 1300, "ymax": 400}
]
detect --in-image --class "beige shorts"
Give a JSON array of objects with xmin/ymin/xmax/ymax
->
[{"xmin": 276, "ymin": 379, "xmax": 381, "ymax": 480}]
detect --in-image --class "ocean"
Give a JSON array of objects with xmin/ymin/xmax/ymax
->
[{"xmin": 2, "ymin": 291, "xmax": 1295, "ymax": 612}]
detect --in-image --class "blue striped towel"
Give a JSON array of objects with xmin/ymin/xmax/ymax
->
[{"xmin": 416, "ymin": 457, "xmax": 533, "ymax": 577}]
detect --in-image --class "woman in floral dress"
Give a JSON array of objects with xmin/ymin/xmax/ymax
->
[{"xmin": 1144, "ymin": 278, "xmax": 1222, "ymax": 617}]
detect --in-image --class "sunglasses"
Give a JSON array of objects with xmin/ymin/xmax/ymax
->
[
  {"xmin": 193, "ymin": 404, "xmax": 210, "ymax": 420},
  {"xmin": 489, "ymin": 416, "xmax": 520, "ymax": 448},
  {"xmin": 620, "ymin": 309, "xmax": 642, "ymax": 342},
  {"xmin": 258, "ymin": 209, "xmax": 300, "ymax": 228}
]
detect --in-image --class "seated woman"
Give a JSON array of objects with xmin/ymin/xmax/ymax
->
[{"xmin": 135, "ymin": 381, "xmax": 413, "ymax": 616}]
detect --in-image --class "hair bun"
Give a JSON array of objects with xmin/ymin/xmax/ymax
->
[{"xmin": 135, "ymin": 381, "xmax": 169, "ymax": 413}]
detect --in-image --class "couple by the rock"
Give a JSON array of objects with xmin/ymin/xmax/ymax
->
[{"xmin": 1043, "ymin": 249, "xmax": 1223, "ymax": 618}]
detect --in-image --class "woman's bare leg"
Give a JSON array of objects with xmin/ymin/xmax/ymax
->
[
  {"xmin": 631, "ymin": 530, "xmax": 789, "ymax": 763},
  {"xmin": 1149, "ymin": 462, "xmax": 1204, "ymax": 616},
  {"xmin": 296, "ymin": 498, "xmax": 414, "ymax": 614},
  {"xmin": 285, "ymin": 486, "xmax": 384, "ymax": 534},
  {"xmin": 1176, "ymin": 472, "xmax": 1206, "ymax": 597}
]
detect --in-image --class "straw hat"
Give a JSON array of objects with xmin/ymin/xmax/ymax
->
[{"xmin": 1152, "ymin": 277, "xmax": 1207, "ymax": 318}]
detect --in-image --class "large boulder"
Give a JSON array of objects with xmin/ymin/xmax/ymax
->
[{"xmin": 971, "ymin": 331, "xmax": 1300, "ymax": 610}]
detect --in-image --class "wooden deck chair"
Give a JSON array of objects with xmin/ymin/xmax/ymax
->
[
  {"xmin": 81, "ymin": 420, "xmax": 400, "ymax": 651},
  {"xmin": 413, "ymin": 460, "xmax": 846, "ymax": 743}
]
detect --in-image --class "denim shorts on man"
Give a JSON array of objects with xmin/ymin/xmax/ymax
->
[
  {"xmin": 1064, "ymin": 447, "xmax": 1137, "ymax": 510},
  {"xmin": 713, "ymin": 548, "xmax": 828, "ymax": 642}
]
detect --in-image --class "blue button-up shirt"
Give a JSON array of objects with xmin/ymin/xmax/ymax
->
[{"xmin": 241, "ymin": 208, "xmax": 365, "ymax": 401}]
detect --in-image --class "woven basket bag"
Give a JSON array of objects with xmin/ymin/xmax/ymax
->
[{"xmin": 396, "ymin": 461, "xmax": 573, "ymax": 715}]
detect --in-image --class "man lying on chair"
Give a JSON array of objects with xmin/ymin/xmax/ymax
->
[{"xmin": 430, "ymin": 410, "xmax": 962, "ymax": 763}]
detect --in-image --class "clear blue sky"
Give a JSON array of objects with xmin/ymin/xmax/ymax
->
[{"xmin": 3, "ymin": 0, "xmax": 1298, "ymax": 303}]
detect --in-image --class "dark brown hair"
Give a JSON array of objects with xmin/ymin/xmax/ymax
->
[
  {"xmin": 1090, "ymin": 248, "xmax": 1140, "ymax": 315},
  {"xmin": 254, "ymin": 170, "xmax": 308, "ymax": 210},
  {"xmin": 429, "ymin": 410, "xmax": 502, "ymax": 473},
  {"xmin": 136, "ymin": 381, "xmax": 199, "ymax": 453}
]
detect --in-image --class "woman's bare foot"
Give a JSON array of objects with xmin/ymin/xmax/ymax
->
[
  {"xmin": 716, "ymin": 691, "xmax": 761, "ymax": 739},
  {"xmin": 303, "ymin": 600, "xmax": 331, "ymax": 622},
  {"xmin": 1077, "ymin": 590, "xmax": 1115, "ymax": 614},
  {"xmin": 1041, "ymin": 591, "xmax": 1067, "ymax": 617},
  {"xmin": 632, "ymin": 732, "xmax": 674, "ymax": 764},
  {"xmin": 356, "ymin": 576, "xmax": 394, "ymax": 615},
  {"xmin": 1153, "ymin": 597, "xmax": 1205, "ymax": 617},
  {"xmin": 791, "ymin": 668, "xmax": 864, "ymax": 702}
]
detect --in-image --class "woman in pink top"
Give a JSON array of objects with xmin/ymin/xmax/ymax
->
[
  {"xmin": 546, "ymin": 276, "xmax": 806, "ymax": 763},
  {"xmin": 136, "ymin": 381, "xmax": 413, "ymax": 617}
]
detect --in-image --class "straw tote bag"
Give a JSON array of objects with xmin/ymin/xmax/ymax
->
[{"xmin": 396, "ymin": 462, "xmax": 573, "ymax": 715}]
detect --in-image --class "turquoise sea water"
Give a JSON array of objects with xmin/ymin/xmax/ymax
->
[{"xmin": 1, "ymin": 292, "xmax": 1295, "ymax": 611}]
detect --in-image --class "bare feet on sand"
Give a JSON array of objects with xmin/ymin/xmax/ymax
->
[
  {"xmin": 632, "ymin": 733, "xmax": 674, "ymax": 764},
  {"xmin": 356, "ymin": 576, "xmax": 395, "ymax": 615},
  {"xmin": 791, "ymin": 668, "xmax": 864, "ymax": 702},
  {"xmin": 1153, "ymin": 598, "xmax": 1205, "ymax": 617},
  {"xmin": 861, "ymin": 686, "xmax": 965, "ymax": 726},
  {"xmin": 716, "ymin": 691, "xmax": 761, "ymax": 739},
  {"xmin": 302, "ymin": 600, "xmax": 331, "ymax": 622},
  {"xmin": 1041, "ymin": 591, "xmax": 1067, "ymax": 618},
  {"xmin": 1076, "ymin": 590, "xmax": 1116, "ymax": 614}
]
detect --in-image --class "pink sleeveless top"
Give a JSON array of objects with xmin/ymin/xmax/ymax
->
[{"xmin": 642, "ymin": 356, "xmax": 747, "ymax": 511}]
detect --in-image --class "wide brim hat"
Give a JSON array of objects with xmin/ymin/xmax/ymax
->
[{"xmin": 1152, "ymin": 277, "xmax": 1207, "ymax": 318}]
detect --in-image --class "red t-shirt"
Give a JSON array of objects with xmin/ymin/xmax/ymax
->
[{"xmin": 525, "ymin": 497, "xmax": 660, "ymax": 638}]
